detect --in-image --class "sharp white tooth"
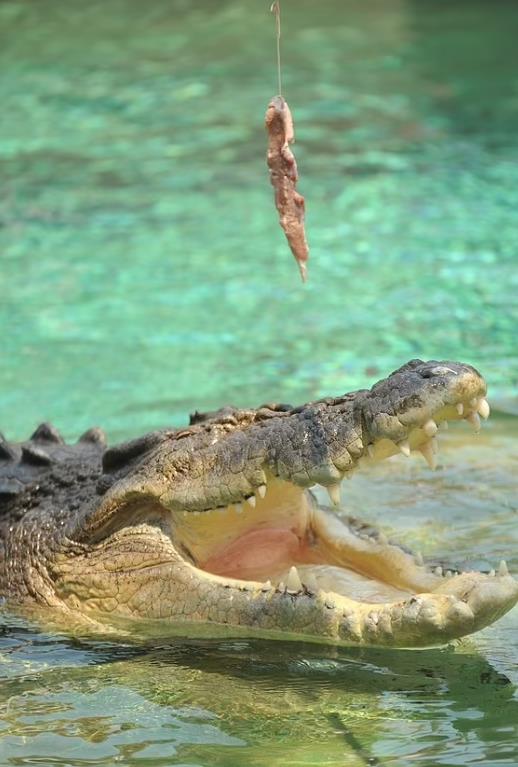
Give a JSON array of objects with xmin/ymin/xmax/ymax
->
[
  {"xmin": 439, "ymin": 420, "xmax": 449, "ymax": 430},
  {"xmin": 489, "ymin": 569, "xmax": 496, "ymax": 577},
  {"xmin": 434, "ymin": 566, "xmax": 443, "ymax": 576},
  {"xmin": 423, "ymin": 419, "xmax": 438, "ymax": 437},
  {"xmin": 415, "ymin": 551, "xmax": 424, "ymax": 566},
  {"xmin": 378, "ymin": 532, "xmax": 388, "ymax": 545},
  {"xmin": 327, "ymin": 483, "xmax": 341, "ymax": 507},
  {"xmin": 456, "ymin": 403, "xmax": 464, "ymax": 416},
  {"xmin": 477, "ymin": 398, "xmax": 490, "ymax": 420},
  {"xmin": 257, "ymin": 484, "xmax": 267, "ymax": 499},
  {"xmin": 419, "ymin": 441, "xmax": 437, "ymax": 470},
  {"xmin": 398, "ymin": 440, "xmax": 411, "ymax": 457},
  {"xmin": 467, "ymin": 412, "xmax": 481, "ymax": 433},
  {"xmin": 445, "ymin": 570, "xmax": 453, "ymax": 578},
  {"xmin": 262, "ymin": 580, "xmax": 272, "ymax": 591},
  {"xmin": 498, "ymin": 560, "xmax": 509, "ymax": 577},
  {"xmin": 278, "ymin": 581, "xmax": 285, "ymax": 592},
  {"xmin": 234, "ymin": 503, "xmax": 243, "ymax": 513},
  {"xmin": 247, "ymin": 495, "xmax": 256, "ymax": 508},
  {"xmin": 286, "ymin": 566, "xmax": 303, "ymax": 592}
]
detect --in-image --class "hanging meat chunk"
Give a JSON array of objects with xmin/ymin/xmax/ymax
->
[{"xmin": 265, "ymin": 95, "xmax": 309, "ymax": 281}]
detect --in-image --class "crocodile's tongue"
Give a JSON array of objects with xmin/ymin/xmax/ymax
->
[
  {"xmin": 202, "ymin": 526, "xmax": 306, "ymax": 580},
  {"xmin": 199, "ymin": 522, "xmax": 412, "ymax": 603}
]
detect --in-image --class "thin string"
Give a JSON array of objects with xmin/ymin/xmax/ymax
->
[{"xmin": 270, "ymin": 1, "xmax": 282, "ymax": 96}]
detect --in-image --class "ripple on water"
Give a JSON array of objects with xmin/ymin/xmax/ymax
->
[{"xmin": 1, "ymin": 0, "xmax": 518, "ymax": 764}]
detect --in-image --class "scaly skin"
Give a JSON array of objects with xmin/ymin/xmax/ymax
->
[{"xmin": 1, "ymin": 359, "xmax": 517, "ymax": 647}]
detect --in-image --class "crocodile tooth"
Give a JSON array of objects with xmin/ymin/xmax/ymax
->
[
  {"xmin": 423, "ymin": 419, "xmax": 438, "ymax": 437},
  {"xmin": 419, "ymin": 441, "xmax": 437, "ymax": 470},
  {"xmin": 434, "ymin": 566, "xmax": 443, "ymax": 576},
  {"xmin": 398, "ymin": 440, "xmax": 411, "ymax": 457},
  {"xmin": 257, "ymin": 484, "xmax": 267, "ymax": 499},
  {"xmin": 466, "ymin": 412, "xmax": 481, "ymax": 432},
  {"xmin": 498, "ymin": 560, "xmax": 509, "ymax": 577},
  {"xmin": 489, "ymin": 568, "xmax": 496, "ymax": 577},
  {"xmin": 286, "ymin": 566, "xmax": 303, "ymax": 592},
  {"xmin": 378, "ymin": 532, "xmax": 388, "ymax": 545},
  {"xmin": 445, "ymin": 570, "xmax": 453, "ymax": 578},
  {"xmin": 278, "ymin": 581, "xmax": 285, "ymax": 592},
  {"xmin": 262, "ymin": 580, "xmax": 272, "ymax": 591},
  {"xmin": 247, "ymin": 495, "xmax": 256, "ymax": 508},
  {"xmin": 456, "ymin": 403, "xmax": 464, "ymax": 416},
  {"xmin": 415, "ymin": 551, "xmax": 424, "ymax": 566},
  {"xmin": 326, "ymin": 483, "xmax": 341, "ymax": 507},
  {"xmin": 477, "ymin": 398, "xmax": 490, "ymax": 420}
]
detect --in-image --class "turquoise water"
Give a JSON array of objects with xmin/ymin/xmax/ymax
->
[{"xmin": 1, "ymin": 0, "xmax": 518, "ymax": 764}]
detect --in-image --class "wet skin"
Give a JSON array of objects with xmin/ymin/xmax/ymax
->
[{"xmin": 1, "ymin": 360, "xmax": 517, "ymax": 647}]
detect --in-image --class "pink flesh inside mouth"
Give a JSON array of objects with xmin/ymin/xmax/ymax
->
[{"xmin": 202, "ymin": 526, "xmax": 308, "ymax": 581}]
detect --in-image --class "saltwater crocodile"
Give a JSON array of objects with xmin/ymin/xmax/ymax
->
[{"xmin": 1, "ymin": 359, "xmax": 517, "ymax": 647}]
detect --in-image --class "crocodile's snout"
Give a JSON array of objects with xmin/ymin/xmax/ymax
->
[{"xmin": 361, "ymin": 359, "xmax": 486, "ymax": 442}]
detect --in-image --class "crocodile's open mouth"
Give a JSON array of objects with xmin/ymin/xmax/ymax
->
[
  {"xmin": 52, "ymin": 360, "xmax": 517, "ymax": 647},
  {"xmin": 167, "ymin": 393, "xmax": 518, "ymax": 645},
  {"xmin": 174, "ymin": 477, "xmax": 415, "ymax": 602}
]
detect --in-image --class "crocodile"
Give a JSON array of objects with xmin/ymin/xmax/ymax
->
[{"xmin": 1, "ymin": 359, "xmax": 517, "ymax": 647}]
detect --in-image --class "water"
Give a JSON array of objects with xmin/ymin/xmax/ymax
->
[{"xmin": 1, "ymin": 0, "xmax": 517, "ymax": 764}]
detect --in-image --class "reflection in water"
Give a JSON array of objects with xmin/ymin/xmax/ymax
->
[{"xmin": 1, "ymin": 623, "xmax": 518, "ymax": 766}]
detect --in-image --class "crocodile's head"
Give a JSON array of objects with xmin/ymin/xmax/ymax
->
[{"xmin": 9, "ymin": 360, "xmax": 518, "ymax": 647}]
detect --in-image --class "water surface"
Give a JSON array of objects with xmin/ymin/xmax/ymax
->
[{"xmin": 1, "ymin": 0, "xmax": 517, "ymax": 765}]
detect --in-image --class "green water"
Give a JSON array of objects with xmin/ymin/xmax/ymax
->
[{"xmin": 1, "ymin": 0, "xmax": 518, "ymax": 764}]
